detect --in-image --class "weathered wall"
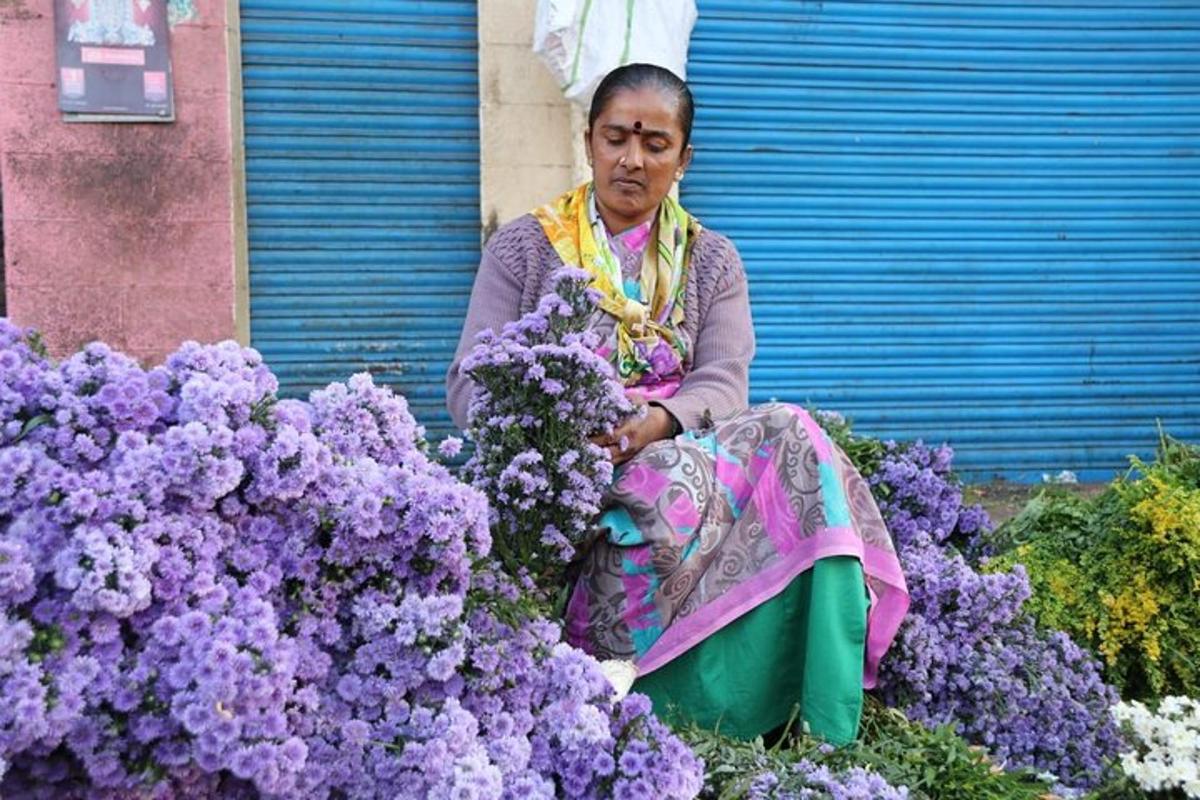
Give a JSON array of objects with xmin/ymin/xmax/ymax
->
[
  {"xmin": 0, "ymin": 0, "xmax": 579, "ymax": 360},
  {"xmin": 478, "ymin": 0, "xmax": 581, "ymax": 239},
  {"xmin": 0, "ymin": 0, "xmax": 239, "ymax": 363}
]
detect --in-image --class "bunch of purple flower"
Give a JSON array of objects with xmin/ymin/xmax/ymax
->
[
  {"xmin": 461, "ymin": 566, "xmax": 704, "ymax": 800},
  {"xmin": 460, "ymin": 267, "xmax": 633, "ymax": 588},
  {"xmin": 0, "ymin": 320, "xmax": 702, "ymax": 799},
  {"xmin": 1, "ymin": 335, "xmax": 310, "ymax": 796},
  {"xmin": 746, "ymin": 760, "xmax": 909, "ymax": 799},
  {"xmin": 871, "ymin": 441, "xmax": 1125, "ymax": 792},
  {"xmin": 869, "ymin": 439, "xmax": 991, "ymax": 557}
]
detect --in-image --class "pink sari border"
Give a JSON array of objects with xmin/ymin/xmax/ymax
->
[
  {"xmin": 635, "ymin": 526, "xmax": 907, "ymax": 683},
  {"xmin": 863, "ymin": 582, "xmax": 909, "ymax": 689}
]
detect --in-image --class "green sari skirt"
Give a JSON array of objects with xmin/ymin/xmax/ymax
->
[{"xmin": 632, "ymin": 556, "xmax": 868, "ymax": 745}]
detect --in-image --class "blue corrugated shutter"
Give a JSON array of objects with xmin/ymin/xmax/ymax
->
[
  {"xmin": 683, "ymin": 0, "xmax": 1200, "ymax": 481},
  {"xmin": 240, "ymin": 0, "xmax": 479, "ymax": 435}
]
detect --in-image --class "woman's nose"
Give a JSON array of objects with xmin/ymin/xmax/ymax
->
[{"xmin": 623, "ymin": 139, "xmax": 645, "ymax": 169}]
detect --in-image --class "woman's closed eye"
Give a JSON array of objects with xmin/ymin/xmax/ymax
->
[{"xmin": 604, "ymin": 136, "xmax": 668, "ymax": 153}]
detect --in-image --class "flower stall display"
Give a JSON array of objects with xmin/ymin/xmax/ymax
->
[
  {"xmin": 5, "ymin": 307, "xmax": 1170, "ymax": 799},
  {"xmin": 989, "ymin": 435, "xmax": 1200, "ymax": 702},
  {"xmin": 838, "ymin": 436, "xmax": 1126, "ymax": 792},
  {"xmin": 0, "ymin": 320, "xmax": 701, "ymax": 799}
]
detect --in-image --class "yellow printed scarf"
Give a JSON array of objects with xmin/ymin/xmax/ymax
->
[{"xmin": 532, "ymin": 183, "xmax": 699, "ymax": 385}]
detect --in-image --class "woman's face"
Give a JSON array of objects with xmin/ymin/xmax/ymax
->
[{"xmin": 586, "ymin": 85, "xmax": 693, "ymax": 231}]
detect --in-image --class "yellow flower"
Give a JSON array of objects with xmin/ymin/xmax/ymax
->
[
  {"xmin": 1130, "ymin": 475, "xmax": 1200, "ymax": 546},
  {"xmin": 1100, "ymin": 572, "xmax": 1162, "ymax": 664}
]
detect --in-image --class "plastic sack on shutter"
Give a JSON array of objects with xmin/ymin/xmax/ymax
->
[{"xmin": 533, "ymin": 0, "xmax": 697, "ymax": 107}]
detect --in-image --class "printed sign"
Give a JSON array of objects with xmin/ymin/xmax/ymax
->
[{"xmin": 54, "ymin": 0, "xmax": 175, "ymax": 121}]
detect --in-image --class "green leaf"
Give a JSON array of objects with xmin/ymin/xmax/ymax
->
[{"xmin": 13, "ymin": 414, "xmax": 52, "ymax": 443}]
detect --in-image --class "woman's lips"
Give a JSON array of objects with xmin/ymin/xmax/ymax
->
[{"xmin": 613, "ymin": 177, "xmax": 644, "ymax": 189}]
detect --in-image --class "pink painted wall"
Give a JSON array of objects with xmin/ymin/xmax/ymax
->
[{"xmin": 0, "ymin": 0, "xmax": 237, "ymax": 364}]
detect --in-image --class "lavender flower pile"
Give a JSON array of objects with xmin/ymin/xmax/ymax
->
[
  {"xmin": 461, "ymin": 267, "xmax": 633, "ymax": 588},
  {"xmin": 464, "ymin": 568, "xmax": 703, "ymax": 799},
  {"xmin": 0, "ymin": 321, "xmax": 702, "ymax": 799},
  {"xmin": 745, "ymin": 760, "xmax": 909, "ymax": 799},
  {"xmin": 871, "ymin": 441, "xmax": 1125, "ymax": 791},
  {"xmin": 869, "ymin": 439, "xmax": 991, "ymax": 557}
]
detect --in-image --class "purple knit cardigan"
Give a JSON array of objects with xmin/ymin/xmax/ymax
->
[{"xmin": 445, "ymin": 213, "xmax": 756, "ymax": 431}]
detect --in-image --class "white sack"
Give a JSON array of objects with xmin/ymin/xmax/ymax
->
[{"xmin": 533, "ymin": 0, "xmax": 698, "ymax": 107}]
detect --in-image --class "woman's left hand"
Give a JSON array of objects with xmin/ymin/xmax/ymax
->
[{"xmin": 593, "ymin": 404, "xmax": 677, "ymax": 466}]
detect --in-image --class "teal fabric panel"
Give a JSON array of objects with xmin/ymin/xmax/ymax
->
[{"xmin": 634, "ymin": 557, "xmax": 868, "ymax": 745}]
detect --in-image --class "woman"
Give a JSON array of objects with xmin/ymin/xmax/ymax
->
[{"xmin": 447, "ymin": 64, "xmax": 908, "ymax": 745}]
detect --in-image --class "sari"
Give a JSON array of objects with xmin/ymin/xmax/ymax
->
[{"xmin": 535, "ymin": 185, "xmax": 910, "ymax": 743}]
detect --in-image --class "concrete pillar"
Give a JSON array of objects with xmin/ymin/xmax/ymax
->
[{"xmin": 477, "ymin": 0, "xmax": 580, "ymax": 240}]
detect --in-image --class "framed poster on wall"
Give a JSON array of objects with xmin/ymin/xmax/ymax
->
[{"xmin": 53, "ymin": 0, "xmax": 175, "ymax": 122}]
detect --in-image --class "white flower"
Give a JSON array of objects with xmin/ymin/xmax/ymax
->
[
  {"xmin": 1113, "ymin": 696, "xmax": 1200, "ymax": 799},
  {"xmin": 597, "ymin": 659, "xmax": 638, "ymax": 701}
]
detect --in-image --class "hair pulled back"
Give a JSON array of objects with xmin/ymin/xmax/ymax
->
[{"xmin": 587, "ymin": 63, "xmax": 695, "ymax": 149}]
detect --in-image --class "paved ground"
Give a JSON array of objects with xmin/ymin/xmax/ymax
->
[{"xmin": 964, "ymin": 480, "xmax": 1109, "ymax": 526}]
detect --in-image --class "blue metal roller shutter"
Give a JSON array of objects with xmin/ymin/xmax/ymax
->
[
  {"xmin": 240, "ymin": 0, "xmax": 479, "ymax": 436},
  {"xmin": 684, "ymin": 0, "xmax": 1200, "ymax": 481}
]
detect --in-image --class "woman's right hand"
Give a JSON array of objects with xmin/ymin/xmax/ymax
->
[{"xmin": 591, "ymin": 403, "xmax": 677, "ymax": 466}]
